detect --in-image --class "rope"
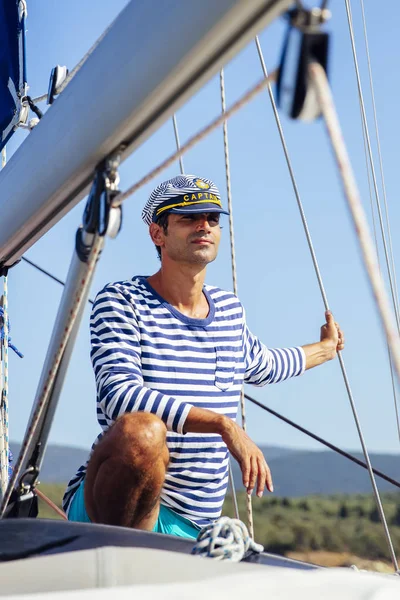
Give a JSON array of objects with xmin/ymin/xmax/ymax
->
[
  {"xmin": 191, "ymin": 516, "xmax": 263, "ymax": 561},
  {"xmin": 170, "ymin": 110, "xmax": 240, "ymax": 522},
  {"xmin": 0, "ymin": 309, "xmax": 2, "ymax": 498},
  {"xmin": 0, "ymin": 151, "xmax": 7, "ymax": 500},
  {"xmin": 112, "ymin": 70, "xmax": 278, "ymax": 208},
  {"xmin": 310, "ymin": 61, "xmax": 399, "ymax": 573},
  {"xmin": 245, "ymin": 393, "xmax": 400, "ymax": 490},
  {"xmin": 0, "ymin": 286, "xmax": 8, "ymax": 500},
  {"xmin": 0, "ymin": 149, "xmax": 9, "ymax": 501},
  {"xmin": 0, "ymin": 234, "xmax": 104, "ymax": 518},
  {"xmin": 345, "ymin": 0, "xmax": 400, "ymax": 333},
  {"xmin": 36, "ymin": 487, "xmax": 67, "ymax": 520},
  {"xmin": 219, "ymin": 68, "xmax": 251, "ymax": 533},
  {"xmin": 0, "ymin": 308, "xmax": 23, "ymax": 359}
]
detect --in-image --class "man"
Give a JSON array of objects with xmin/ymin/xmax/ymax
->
[{"xmin": 63, "ymin": 174, "xmax": 344, "ymax": 539}]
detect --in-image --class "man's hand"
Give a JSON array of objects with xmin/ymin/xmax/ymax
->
[
  {"xmin": 320, "ymin": 310, "xmax": 345, "ymax": 355},
  {"xmin": 184, "ymin": 407, "xmax": 273, "ymax": 496},
  {"xmin": 303, "ymin": 311, "xmax": 345, "ymax": 370},
  {"xmin": 221, "ymin": 419, "xmax": 273, "ymax": 497}
]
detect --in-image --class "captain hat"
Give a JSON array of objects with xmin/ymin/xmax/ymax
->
[{"xmin": 141, "ymin": 174, "xmax": 229, "ymax": 226}]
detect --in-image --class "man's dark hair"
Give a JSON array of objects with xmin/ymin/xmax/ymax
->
[{"xmin": 154, "ymin": 213, "xmax": 169, "ymax": 260}]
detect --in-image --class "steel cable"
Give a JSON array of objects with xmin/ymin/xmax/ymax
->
[
  {"xmin": 255, "ymin": 36, "xmax": 398, "ymax": 572},
  {"xmin": 310, "ymin": 60, "xmax": 399, "ymax": 572},
  {"xmin": 219, "ymin": 69, "xmax": 252, "ymax": 534},
  {"xmin": 345, "ymin": 0, "xmax": 400, "ymax": 334},
  {"xmin": 354, "ymin": 3, "xmax": 400, "ymax": 445},
  {"xmin": 113, "ymin": 71, "xmax": 278, "ymax": 208},
  {"xmin": 245, "ymin": 392, "xmax": 400, "ymax": 490},
  {"xmin": 170, "ymin": 110, "xmax": 240, "ymax": 522}
]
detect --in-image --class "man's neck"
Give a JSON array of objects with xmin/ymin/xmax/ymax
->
[{"xmin": 147, "ymin": 261, "xmax": 208, "ymax": 319}]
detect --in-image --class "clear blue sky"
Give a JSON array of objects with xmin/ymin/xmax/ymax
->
[{"xmin": 4, "ymin": 1, "xmax": 400, "ymax": 457}]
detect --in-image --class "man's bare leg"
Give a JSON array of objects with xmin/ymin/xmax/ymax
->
[{"xmin": 84, "ymin": 412, "xmax": 169, "ymax": 530}]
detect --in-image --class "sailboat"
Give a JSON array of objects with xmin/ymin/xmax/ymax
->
[{"xmin": 0, "ymin": 0, "xmax": 400, "ymax": 597}]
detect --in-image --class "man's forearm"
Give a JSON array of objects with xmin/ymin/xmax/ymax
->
[
  {"xmin": 302, "ymin": 340, "xmax": 336, "ymax": 370},
  {"xmin": 183, "ymin": 406, "xmax": 231, "ymax": 435}
]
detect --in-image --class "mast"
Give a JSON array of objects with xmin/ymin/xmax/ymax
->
[{"xmin": 0, "ymin": 0, "xmax": 291, "ymax": 270}]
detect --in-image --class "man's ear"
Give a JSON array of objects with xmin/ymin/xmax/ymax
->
[{"xmin": 149, "ymin": 222, "xmax": 164, "ymax": 246}]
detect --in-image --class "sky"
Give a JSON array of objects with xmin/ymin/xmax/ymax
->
[{"xmin": 3, "ymin": 1, "xmax": 400, "ymax": 460}]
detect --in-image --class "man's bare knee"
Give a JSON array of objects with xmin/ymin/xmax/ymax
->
[
  {"xmin": 112, "ymin": 413, "xmax": 167, "ymax": 462},
  {"xmin": 85, "ymin": 413, "xmax": 168, "ymax": 527}
]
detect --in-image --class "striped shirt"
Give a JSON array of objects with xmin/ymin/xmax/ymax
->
[{"xmin": 63, "ymin": 276, "xmax": 305, "ymax": 525}]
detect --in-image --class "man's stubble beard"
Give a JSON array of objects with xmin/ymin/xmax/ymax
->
[{"xmin": 166, "ymin": 242, "xmax": 218, "ymax": 266}]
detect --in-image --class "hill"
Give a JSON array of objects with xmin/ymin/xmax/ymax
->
[
  {"xmin": 230, "ymin": 449, "xmax": 400, "ymax": 496},
  {"xmin": 10, "ymin": 442, "xmax": 399, "ymax": 496}
]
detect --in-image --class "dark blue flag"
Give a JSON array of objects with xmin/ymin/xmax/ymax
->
[{"xmin": 0, "ymin": 0, "xmax": 27, "ymax": 152}]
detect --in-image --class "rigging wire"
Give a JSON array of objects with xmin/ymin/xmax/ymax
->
[
  {"xmin": 20, "ymin": 257, "xmax": 94, "ymax": 305},
  {"xmin": 0, "ymin": 150, "xmax": 9, "ymax": 500},
  {"xmin": 219, "ymin": 69, "xmax": 252, "ymax": 534},
  {"xmin": 245, "ymin": 393, "xmax": 400, "ymax": 490},
  {"xmin": 170, "ymin": 111, "xmax": 240, "ymax": 522},
  {"xmin": 32, "ymin": 17, "xmax": 117, "ymax": 105},
  {"xmin": 172, "ymin": 115, "xmax": 185, "ymax": 175},
  {"xmin": 344, "ymin": 0, "xmax": 400, "ymax": 335},
  {"xmin": 0, "ymin": 235, "xmax": 104, "ymax": 518},
  {"xmin": 355, "ymin": 7, "xmax": 400, "ymax": 445},
  {"xmin": 15, "ymin": 241, "xmax": 400, "ymax": 493},
  {"xmin": 112, "ymin": 70, "xmax": 278, "ymax": 207},
  {"xmin": 358, "ymin": 0, "xmax": 400, "ymax": 314},
  {"xmin": 255, "ymin": 36, "xmax": 399, "ymax": 573},
  {"xmin": 362, "ymin": 124, "xmax": 400, "ymax": 447},
  {"xmin": 310, "ymin": 60, "xmax": 399, "ymax": 572},
  {"xmin": 12, "ymin": 244, "xmax": 400, "ymax": 491}
]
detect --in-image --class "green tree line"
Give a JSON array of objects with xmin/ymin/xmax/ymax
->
[{"xmin": 223, "ymin": 491, "xmax": 400, "ymax": 561}]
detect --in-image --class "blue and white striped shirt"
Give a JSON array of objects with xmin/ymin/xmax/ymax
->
[{"xmin": 63, "ymin": 276, "xmax": 305, "ymax": 525}]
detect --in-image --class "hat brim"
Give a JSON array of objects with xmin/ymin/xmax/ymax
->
[{"xmin": 167, "ymin": 204, "xmax": 229, "ymax": 216}]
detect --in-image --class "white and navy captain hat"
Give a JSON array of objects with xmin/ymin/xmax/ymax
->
[{"xmin": 141, "ymin": 174, "xmax": 229, "ymax": 226}]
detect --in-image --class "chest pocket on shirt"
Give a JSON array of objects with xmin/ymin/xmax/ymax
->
[{"xmin": 214, "ymin": 346, "xmax": 238, "ymax": 391}]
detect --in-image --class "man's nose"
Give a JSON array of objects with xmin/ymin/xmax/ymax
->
[{"xmin": 195, "ymin": 217, "xmax": 211, "ymax": 231}]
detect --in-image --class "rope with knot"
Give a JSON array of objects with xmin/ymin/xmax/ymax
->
[
  {"xmin": 191, "ymin": 516, "xmax": 264, "ymax": 562},
  {"xmin": 0, "ymin": 307, "xmax": 23, "ymax": 358}
]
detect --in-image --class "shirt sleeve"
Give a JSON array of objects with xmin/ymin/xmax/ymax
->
[
  {"xmin": 90, "ymin": 285, "xmax": 193, "ymax": 434},
  {"xmin": 243, "ymin": 320, "xmax": 306, "ymax": 386}
]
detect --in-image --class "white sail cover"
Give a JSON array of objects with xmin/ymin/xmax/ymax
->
[{"xmin": 0, "ymin": 546, "xmax": 399, "ymax": 599}]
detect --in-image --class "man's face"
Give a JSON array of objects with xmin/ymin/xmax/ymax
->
[{"xmin": 153, "ymin": 212, "xmax": 221, "ymax": 265}]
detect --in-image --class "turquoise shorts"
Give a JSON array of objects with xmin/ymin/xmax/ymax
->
[{"xmin": 67, "ymin": 479, "xmax": 200, "ymax": 540}]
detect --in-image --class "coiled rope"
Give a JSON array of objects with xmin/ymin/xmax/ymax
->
[{"xmin": 191, "ymin": 516, "xmax": 263, "ymax": 561}]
